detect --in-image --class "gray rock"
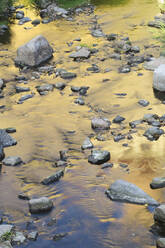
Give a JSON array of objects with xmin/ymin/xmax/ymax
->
[
  {"xmin": 112, "ymin": 115, "xmax": 125, "ymax": 124},
  {"xmin": 143, "ymin": 127, "xmax": 164, "ymax": 141},
  {"xmin": 69, "ymin": 47, "xmax": 91, "ymax": 59},
  {"xmin": 16, "ymin": 11, "xmax": 24, "ymax": 19},
  {"xmin": 106, "ymin": 179, "xmax": 159, "ymax": 205},
  {"xmin": 109, "ymin": 53, "xmax": 121, "ymax": 60},
  {"xmin": 148, "ymin": 21, "xmax": 161, "ymax": 28},
  {"xmin": 131, "ymin": 46, "xmax": 140, "ymax": 53},
  {"xmin": 153, "ymin": 64, "xmax": 165, "ymax": 92},
  {"xmin": 29, "ymin": 197, "xmax": 53, "ymax": 213},
  {"xmin": 81, "ymin": 137, "xmax": 93, "ymax": 150},
  {"xmin": 157, "ymin": 238, "xmax": 165, "ymax": 248},
  {"xmin": 88, "ymin": 150, "xmax": 110, "ymax": 165},
  {"xmin": 5, "ymin": 128, "xmax": 16, "ymax": 134},
  {"xmin": 0, "ymin": 79, "xmax": 4, "ymax": 89},
  {"xmin": 53, "ymin": 233, "xmax": 68, "ymax": 241},
  {"xmin": 31, "ymin": 19, "xmax": 40, "ymax": 26},
  {"xmin": 60, "ymin": 72, "xmax": 77, "ymax": 80},
  {"xmin": 15, "ymin": 86, "xmax": 30, "ymax": 93},
  {"xmin": 18, "ymin": 17, "xmax": 31, "ymax": 25},
  {"xmin": 150, "ymin": 177, "xmax": 165, "ymax": 189},
  {"xmin": 74, "ymin": 97, "xmax": 85, "ymax": 105},
  {"xmin": 143, "ymin": 113, "xmax": 158, "ymax": 122},
  {"xmin": 38, "ymin": 65, "xmax": 54, "ymax": 73},
  {"xmin": 0, "ymin": 130, "xmax": 17, "ymax": 148},
  {"xmin": 138, "ymin": 99, "xmax": 149, "ymax": 107},
  {"xmin": 0, "ymin": 225, "xmax": 13, "ymax": 239},
  {"xmin": 154, "ymin": 205, "xmax": 165, "ymax": 224},
  {"xmin": 2, "ymin": 156, "xmax": 23, "ymax": 166},
  {"xmin": 91, "ymin": 117, "xmax": 111, "ymax": 130},
  {"xmin": 12, "ymin": 232, "xmax": 26, "ymax": 245},
  {"xmin": 129, "ymin": 119, "xmax": 143, "ymax": 128},
  {"xmin": 144, "ymin": 57, "xmax": 165, "ymax": 71},
  {"xmin": 101, "ymin": 163, "xmax": 113, "ymax": 169},
  {"xmin": 18, "ymin": 94, "xmax": 34, "ymax": 103},
  {"xmin": 119, "ymin": 66, "xmax": 131, "ymax": 73},
  {"xmin": 18, "ymin": 193, "xmax": 30, "ymax": 200},
  {"xmin": 113, "ymin": 134, "xmax": 125, "ymax": 142},
  {"xmin": 47, "ymin": 4, "xmax": 68, "ymax": 17},
  {"xmin": 15, "ymin": 35, "xmax": 53, "ymax": 67},
  {"xmin": 27, "ymin": 231, "xmax": 38, "ymax": 241},
  {"xmin": 0, "ymin": 241, "xmax": 12, "ymax": 248},
  {"xmin": 41, "ymin": 170, "xmax": 64, "ymax": 185},
  {"xmin": 0, "ymin": 144, "xmax": 4, "ymax": 161},
  {"xmin": 54, "ymin": 82, "xmax": 66, "ymax": 90},
  {"xmin": 91, "ymin": 29, "xmax": 104, "ymax": 37},
  {"xmin": 36, "ymin": 84, "xmax": 54, "ymax": 94}
]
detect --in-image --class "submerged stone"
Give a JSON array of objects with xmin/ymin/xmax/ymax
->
[
  {"xmin": 106, "ymin": 179, "xmax": 159, "ymax": 206},
  {"xmin": 41, "ymin": 170, "xmax": 64, "ymax": 185},
  {"xmin": 88, "ymin": 150, "xmax": 110, "ymax": 165},
  {"xmin": 29, "ymin": 197, "xmax": 53, "ymax": 213}
]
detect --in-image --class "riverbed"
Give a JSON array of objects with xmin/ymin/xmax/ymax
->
[{"xmin": 0, "ymin": 0, "xmax": 164, "ymax": 247}]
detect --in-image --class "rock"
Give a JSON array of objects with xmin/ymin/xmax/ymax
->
[
  {"xmin": 0, "ymin": 241, "xmax": 12, "ymax": 248},
  {"xmin": 112, "ymin": 115, "xmax": 125, "ymax": 124},
  {"xmin": 74, "ymin": 98, "xmax": 85, "ymax": 105},
  {"xmin": 106, "ymin": 179, "xmax": 159, "ymax": 205},
  {"xmin": 60, "ymin": 72, "xmax": 77, "ymax": 80},
  {"xmin": 15, "ymin": 86, "xmax": 30, "ymax": 93},
  {"xmin": 53, "ymin": 160, "xmax": 67, "ymax": 168},
  {"xmin": 87, "ymin": 65, "xmax": 99, "ymax": 72},
  {"xmin": 15, "ymin": 35, "xmax": 53, "ymax": 67},
  {"xmin": 0, "ymin": 145, "xmax": 4, "ymax": 161},
  {"xmin": 109, "ymin": 53, "xmax": 121, "ymax": 60},
  {"xmin": 0, "ymin": 225, "xmax": 13, "ymax": 239},
  {"xmin": 129, "ymin": 119, "xmax": 143, "ymax": 128},
  {"xmin": 143, "ymin": 113, "xmax": 158, "ymax": 123},
  {"xmin": 16, "ymin": 11, "xmax": 24, "ymax": 19},
  {"xmin": 153, "ymin": 64, "xmax": 165, "ymax": 92},
  {"xmin": 54, "ymin": 82, "xmax": 66, "ymax": 90},
  {"xmin": 27, "ymin": 231, "xmax": 38, "ymax": 241},
  {"xmin": 154, "ymin": 205, "xmax": 165, "ymax": 224},
  {"xmin": 79, "ymin": 87, "xmax": 89, "ymax": 96},
  {"xmin": 53, "ymin": 233, "xmax": 68, "ymax": 241},
  {"xmin": 0, "ymin": 130, "xmax": 17, "ymax": 148},
  {"xmin": 106, "ymin": 33, "xmax": 117, "ymax": 41},
  {"xmin": 131, "ymin": 46, "xmax": 140, "ymax": 53},
  {"xmin": 12, "ymin": 232, "xmax": 26, "ymax": 245},
  {"xmin": 38, "ymin": 65, "xmax": 54, "ymax": 73},
  {"xmin": 138, "ymin": 99, "xmax": 149, "ymax": 107},
  {"xmin": 36, "ymin": 84, "xmax": 54, "ymax": 94},
  {"xmin": 150, "ymin": 177, "xmax": 165, "ymax": 189},
  {"xmin": 0, "ymin": 79, "xmax": 4, "ymax": 89},
  {"xmin": 41, "ymin": 170, "xmax": 64, "ymax": 185},
  {"xmin": 81, "ymin": 137, "xmax": 93, "ymax": 150},
  {"xmin": 29, "ymin": 197, "xmax": 53, "ymax": 214},
  {"xmin": 148, "ymin": 21, "xmax": 161, "ymax": 28},
  {"xmin": 88, "ymin": 150, "xmax": 110, "ymax": 165},
  {"xmin": 101, "ymin": 163, "xmax": 113, "ymax": 169},
  {"xmin": 91, "ymin": 29, "xmax": 104, "ymax": 37},
  {"xmin": 119, "ymin": 66, "xmax": 131, "ymax": 73},
  {"xmin": 18, "ymin": 193, "xmax": 30, "ymax": 200},
  {"xmin": 119, "ymin": 163, "xmax": 128, "ymax": 168},
  {"xmin": 143, "ymin": 127, "xmax": 164, "ymax": 141},
  {"xmin": 113, "ymin": 134, "xmax": 125, "ymax": 142},
  {"xmin": 47, "ymin": 4, "xmax": 68, "ymax": 17},
  {"xmin": 31, "ymin": 19, "xmax": 40, "ymax": 26},
  {"xmin": 18, "ymin": 94, "xmax": 34, "ymax": 103},
  {"xmin": 69, "ymin": 47, "xmax": 91, "ymax": 59},
  {"xmin": 91, "ymin": 117, "xmax": 111, "ymax": 130},
  {"xmin": 157, "ymin": 238, "xmax": 165, "ymax": 248},
  {"xmin": 2, "ymin": 156, "xmax": 23, "ymax": 166},
  {"xmin": 59, "ymin": 150, "xmax": 68, "ymax": 161},
  {"xmin": 144, "ymin": 57, "xmax": 165, "ymax": 71},
  {"xmin": 18, "ymin": 17, "xmax": 31, "ymax": 25}
]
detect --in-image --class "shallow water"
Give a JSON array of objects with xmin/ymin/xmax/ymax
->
[{"xmin": 0, "ymin": 0, "xmax": 164, "ymax": 247}]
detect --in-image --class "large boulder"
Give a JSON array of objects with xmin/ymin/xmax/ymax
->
[
  {"xmin": 15, "ymin": 35, "xmax": 53, "ymax": 67},
  {"xmin": 153, "ymin": 64, "xmax": 165, "ymax": 92},
  {"xmin": 106, "ymin": 179, "xmax": 159, "ymax": 206}
]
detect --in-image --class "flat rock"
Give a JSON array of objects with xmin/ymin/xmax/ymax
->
[
  {"xmin": 69, "ymin": 47, "xmax": 91, "ymax": 59},
  {"xmin": 0, "ymin": 130, "xmax": 17, "ymax": 148},
  {"xmin": 143, "ymin": 127, "xmax": 164, "ymax": 141},
  {"xmin": 2, "ymin": 156, "xmax": 23, "ymax": 166},
  {"xmin": 15, "ymin": 86, "xmax": 30, "ymax": 93},
  {"xmin": 143, "ymin": 57, "xmax": 165, "ymax": 71},
  {"xmin": 112, "ymin": 115, "xmax": 125, "ymax": 124},
  {"xmin": 41, "ymin": 170, "xmax": 64, "ymax": 185},
  {"xmin": 106, "ymin": 179, "xmax": 159, "ymax": 205},
  {"xmin": 81, "ymin": 137, "xmax": 93, "ymax": 150},
  {"xmin": 150, "ymin": 177, "xmax": 165, "ymax": 189},
  {"xmin": 29, "ymin": 197, "xmax": 53, "ymax": 214},
  {"xmin": 88, "ymin": 150, "xmax": 110, "ymax": 165},
  {"xmin": 91, "ymin": 117, "xmax": 111, "ymax": 130},
  {"xmin": 36, "ymin": 84, "xmax": 54, "ymax": 94},
  {"xmin": 153, "ymin": 64, "xmax": 165, "ymax": 92},
  {"xmin": 0, "ymin": 225, "xmax": 13, "ymax": 239},
  {"xmin": 60, "ymin": 72, "xmax": 77, "ymax": 80},
  {"xmin": 15, "ymin": 35, "xmax": 53, "ymax": 67},
  {"xmin": 18, "ymin": 94, "xmax": 34, "ymax": 103}
]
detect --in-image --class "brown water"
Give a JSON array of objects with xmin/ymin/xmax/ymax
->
[{"xmin": 0, "ymin": 0, "xmax": 164, "ymax": 247}]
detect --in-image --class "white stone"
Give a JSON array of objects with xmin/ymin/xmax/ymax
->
[{"xmin": 153, "ymin": 64, "xmax": 165, "ymax": 91}]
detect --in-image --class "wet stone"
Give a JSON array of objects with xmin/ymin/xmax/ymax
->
[
  {"xmin": 150, "ymin": 177, "xmax": 165, "ymax": 189},
  {"xmin": 2, "ymin": 156, "xmax": 23, "ymax": 166},
  {"xmin": 112, "ymin": 115, "xmax": 125, "ymax": 124},
  {"xmin": 129, "ymin": 119, "xmax": 143, "ymax": 128},
  {"xmin": 106, "ymin": 179, "xmax": 159, "ymax": 206},
  {"xmin": 12, "ymin": 232, "xmax": 26, "ymax": 245},
  {"xmin": 131, "ymin": 46, "xmax": 140, "ymax": 53},
  {"xmin": 154, "ymin": 204, "xmax": 165, "ymax": 225},
  {"xmin": 0, "ymin": 130, "xmax": 17, "ymax": 148},
  {"xmin": 60, "ymin": 72, "xmax": 77, "ymax": 80},
  {"xmin": 31, "ymin": 19, "xmax": 40, "ymax": 26},
  {"xmin": 109, "ymin": 53, "xmax": 121, "ymax": 60},
  {"xmin": 15, "ymin": 86, "xmax": 30, "ymax": 93},
  {"xmin": 101, "ymin": 163, "xmax": 113, "ymax": 169},
  {"xmin": 143, "ymin": 127, "xmax": 164, "ymax": 141},
  {"xmin": 88, "ymin": 150, "xmax": 110, "ymax": 165},
  {"xmin": 0, "ymin": 144, "xmax": 5, "ymax": 161},
  {"xmin": 0, "ymin": 225, "xmax": 14, "ymax": 239},
  {"xmin": 113, "ymin": 134, "xmax": 125, "ymax": 142},
  {"xmin": 138, "ymin": 99, "xmax": 149, "ymax": 107},
  {"xmin": 18, "ymin": 17, "xmax": 31, "ymax": 25},
  {"xmin": 74, "ymin": 97, "xmax": 85, "ymax": 105},
  {"xmin": 29, "ymin": 197, "xmax": 53, "ymax": 214},
  {"xmin": 18, "ymin": 94, "xmax": 34, "ymax": 103},
  {"xmin": 53, "ymin": 233, "xmax": 68, "ymax": 241},
  {"xmin": 0, "ymin": 241, "xmax": 12, "ymax": 248},
  {"xmin": 69, "ymin": 47, "xmax": 91, "ymax": 59},
  {"xmin": 153, "ymin": 64, "xmax": 165, "ymax": 92},
  {"xmin": 0, "ymin": 79, "xmax": 4, "ymax": 89},
  {"xmin": 18, "ymin": 193, "xmax": 30, "ymax": 200},
  {"xmin": 81, "ymin": 137, "xmax": 93, "ymax": 150},
  {"xmin": 119, "ymin": 66, "xmax": 131, "ymax": 73},
  {"xmin": 119, "ymin": 163, "xmax": 128, "ymax": 168},
  {"xmin": 54, "ymin": 82, "xmax": 66, "ymax": 90},
  {"xmin": 91, "ymin": 117, "xmax": 111, "ymax": 130},
  {"xmin": 27, "ymin": 231, "xmax": 38, "ymax": 241},
  {"xmin": 36, "ymin": 84, "xmax": 54, "ymax": 94},
  {"xmin": 106, "ymin": 33, "xmax": 117, "ymax": 41},
  {"xmin": 53, "ymin": 160, "xmax": 67, "ymax": 167},
  {"xmin": 144, "ymin": 57, "xmax": 165, "ymax": 71},
  {"xmin": 41, "ymin": 170, "xmax": 64, "ymax": 185}
]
